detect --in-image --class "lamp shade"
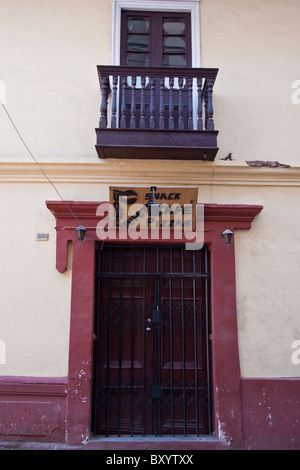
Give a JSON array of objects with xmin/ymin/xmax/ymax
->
[
  {"xmin": 75, "ymin": 224, "xmax": 87, "ymax": 242},
  {"xmin": 221, "ymin": 228, "xmax": 233, "ymax": 245}
]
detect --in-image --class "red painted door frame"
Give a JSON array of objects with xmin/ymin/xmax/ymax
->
[{"xmin": 46, "ymin": 201, "xmax": 262, "ymax": 448}]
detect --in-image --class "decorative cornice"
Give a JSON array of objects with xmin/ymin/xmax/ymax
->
[
  {"xmin": 46, "ymin": 200, "xmax": 263, "ymax": 273},
  {"xmin": 0, "ymin": 157, "xmax": 300, "ymax": 186},
  {"xmin": 47, "ymin": 200, "xmax": 263, "ymax": 228}
]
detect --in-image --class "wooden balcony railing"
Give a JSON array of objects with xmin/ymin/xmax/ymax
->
[{"xmin": 95, "ymin": 66, "xmax": 219, "ymax": 160}]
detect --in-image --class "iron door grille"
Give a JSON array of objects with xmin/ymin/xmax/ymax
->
[{"xmin": 92, "ymin": 244, "xmax": 212, "ymax": 437}]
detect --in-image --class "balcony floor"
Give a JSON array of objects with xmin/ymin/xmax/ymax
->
[{"xmin": 95, "ymin": 128, "xmax": 219, "ymax": 160}]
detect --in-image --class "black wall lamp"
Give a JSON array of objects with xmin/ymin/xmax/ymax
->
[
  {"xmin": 206, "ymin": 226, "xmax": 234, "ymax": 246},
  {"xmin": 75, "ymin": 224, "xmax": 87, "ymax": 242},
  {"xmin": 221, "ymin": 227, "xmax": 234, "ymax": 245}
]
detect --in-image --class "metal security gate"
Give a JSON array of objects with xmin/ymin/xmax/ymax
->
[{"xmin": 92, "ymin": 244, "xmax": 212, "ymax": 437}]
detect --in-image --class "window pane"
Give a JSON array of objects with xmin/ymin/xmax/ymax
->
[
  {"xmin": 127, "ymin": 35, "xmax": 149, "ymax": 51},
  {"xmin": 163, "ymin": 36, "xmax": 186, "ymax": 53},
  {"xmin": 127, "ymin": 53, "xmax": 149, "ymax": 67},
  {"xmin": 163, "ymin": 55, "xmax": 187, "ymax": 67},
  {"xmin": 163, "ymin": 19, "xmax": 185, "ymax": 35},
  {"xmin": 127, "ymin": 17, "xmax": 149, "ymax": 34}
]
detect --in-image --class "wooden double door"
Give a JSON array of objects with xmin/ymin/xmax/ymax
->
[
  {"xmin": 92, "ymin": 244, "xmax": 212, "ymax": 437},
  {"xmin": 120, "ymin": 10, "xmax": 192, "ymax": 130},
  {"xmin": 121, "ymin": 10, "xmax": 192, "ymax": 68}
]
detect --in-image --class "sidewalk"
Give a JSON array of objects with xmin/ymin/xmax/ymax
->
[{"xmin": 0, "ymin": 436, "xmax": 230, "ymax": 451}]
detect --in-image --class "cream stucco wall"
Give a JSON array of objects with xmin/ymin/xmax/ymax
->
[
  {"xmin": 0, "ymin": 183, "xmax": 72, "ymax": 376},
  {"xmin": 0, "ymin": 0, "xmax": 112, "ymax": 159},
  {"xmin": 1, "ymin": 0, "xmax": 300, "ymax": 378},
  {"xmin": 200, "ymin": 0, "xmax": 300, "ymax": 162},
  {"xmin": 218, "ymin": 183, "xmax": 300, "ymax": 378},
  {"xmin": 0, "ymin": 0, "xmax": 300, "ymax": 162},
  {"xmin": 1, "ymin": 161, "xmax": 300, "ymax": 378}
]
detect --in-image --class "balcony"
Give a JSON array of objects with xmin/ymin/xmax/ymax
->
[{"xmin": 95, "ymin": 66, "xmax": 219, "ymax": 160}]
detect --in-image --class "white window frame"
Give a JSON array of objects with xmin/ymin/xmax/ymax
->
[{"xmin": 112, "ymin": 0, "xmax": 201, "ymax": 67}]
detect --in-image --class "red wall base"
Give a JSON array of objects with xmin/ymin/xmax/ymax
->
[
  {"xmin": 0, "ymin": 377, "xmax": 67, "ymax": 443},
  {"xmin": 0, "ymin": 376, "xmax": 300, "ymax": 449},
  {"xmin": 241, "ymin": 378, "xmax": 300, "ymax": 450}
]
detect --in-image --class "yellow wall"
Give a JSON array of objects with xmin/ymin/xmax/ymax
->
[
  {"xmin": 201, "ymin": 0, "xmax": 300, "ymax": 162},
  {"xmin": 0, "ymin": 183, "xmax": 72, "ymax": 377},
  {"xmin": 0, "ymin": 0, "xmax": 299, "ymax": 162},
  {"xmin": 1, "ymin": 161, "xmax": 300, "ymax": 378},
  {"xmin": 1, "ymin": 0, "xmax": 300, "ymax": 378},
  {"xmin": 0, "ymin": 0, "xmax": 112, "ymax": 159}
]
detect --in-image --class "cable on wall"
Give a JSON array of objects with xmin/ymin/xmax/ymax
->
[{"xmin": 0, "ymin": 100, "xmax": 82, "ymax": 227}]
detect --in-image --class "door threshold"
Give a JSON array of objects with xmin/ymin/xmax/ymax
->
[
  {"xmin": 85, "ymin": 435, "xmax": 228, "ymax": 450},
  {"xmin": 90, "ymin": 435, "xmax": 218, "ymax": 442}
]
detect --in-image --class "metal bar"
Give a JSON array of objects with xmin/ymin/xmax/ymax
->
[
  {"xmin": 156, "ymin": 248, "xmax": 162, "ymax": 436},
  {"xmin": 130, "ymin": 247, "xmax": 135, "ymax": 436},
  {"xmin": 142, "ymin": 247, "xmax": 146, "ymax": 436},
  {"xmin": 193, "ymin": 250, "xmax": 199, "ymax": 436},
  {"xmin": 153, "ymin": 247, "xmax": 159, "ymax": 436},
  {"xmin": 204, "ymin": 246, "xmax": 212, "ymax": 435},
  {"xmin": 158, "ymin": 311, "xmax": 162, "ymax": 436},
  {"xmin": 153, "ymin": 282, "xmax": 158, "ymax": 436},
  {"xmin": 169, "ymin": 248, "xmax": 174, "ymax": 436},
  {"xmin": 92, "ymin": 249, "xmax": 102, "ymax": 434},
  {"xmin": 181, "ymin": 247, "xmax": 187, "ymax": 436},
  {"xmin": 105, "ymin": 247, "xmax": 112, "ymax": 436},
  {"xmin": 97, "ymin": 272, "xmax": 209, "ymax": 279},
  {"xmin": 117, "ymin": 248, "xmax": 124, "ymax": 436}
]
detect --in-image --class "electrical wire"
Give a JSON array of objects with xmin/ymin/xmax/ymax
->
[{"xmin": 1, "ymin": 101, "xmax": 82, "ymax": 225}]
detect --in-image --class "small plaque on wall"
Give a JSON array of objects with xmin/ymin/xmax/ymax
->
[{"xmin": 36, "ymin": 233, "xmax": 49, "ymax": 241}]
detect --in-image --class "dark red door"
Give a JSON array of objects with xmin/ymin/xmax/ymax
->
[{"xmin": 92, "ymin": 245, "xmax": 212, "ymax": 436}]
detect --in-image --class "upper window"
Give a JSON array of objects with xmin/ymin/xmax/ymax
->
[{"xmin": 120, "ymin": 10, "xmax": 192, "ymax": 67}]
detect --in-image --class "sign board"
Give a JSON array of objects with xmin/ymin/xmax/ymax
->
[{"xmin": 109, "ymin": 186, "xmax": 198, "ymax": 230}]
